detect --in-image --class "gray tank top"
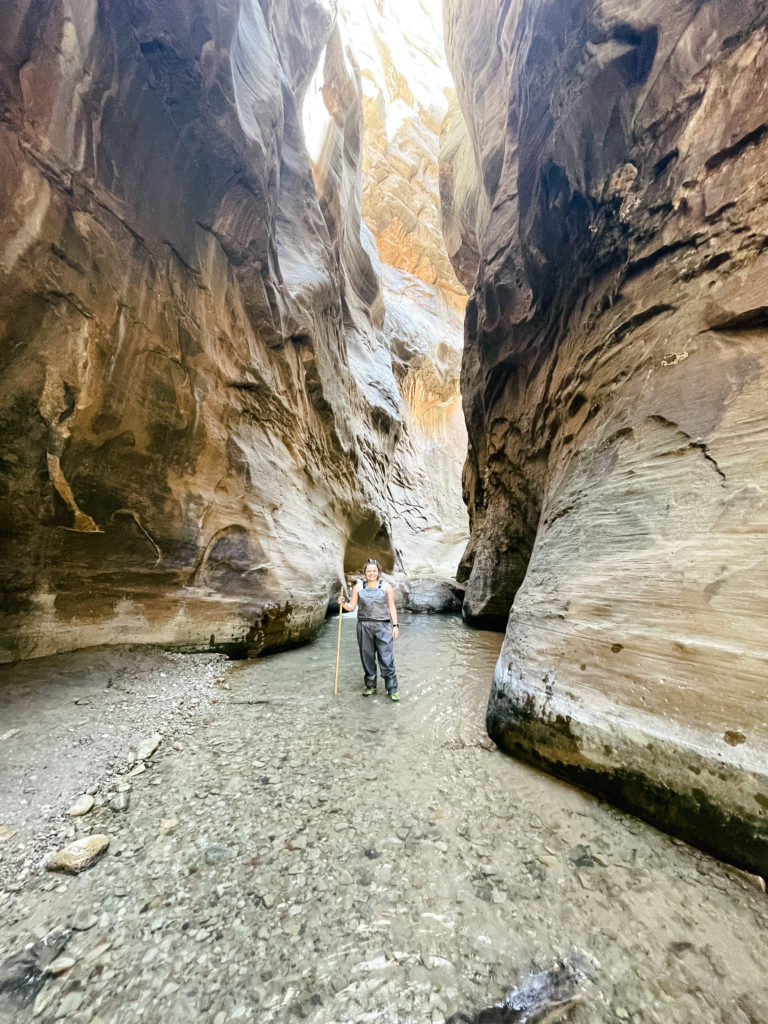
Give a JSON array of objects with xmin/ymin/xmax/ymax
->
[{"xmin": 357, "ymin": 581, "xmax": 390, "ymax": 621}]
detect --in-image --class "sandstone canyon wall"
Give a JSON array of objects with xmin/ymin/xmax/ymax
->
[
  {"xmin": 336, "ymin": 0, "xmax": 468, "ymax": 578},
  {"xmin": 0, "ymin": 0, "xmax": 465, "ymax": 662},
  {"xmin": 442, "ymin": 0, "xmax": 768, "ymax": 872}
]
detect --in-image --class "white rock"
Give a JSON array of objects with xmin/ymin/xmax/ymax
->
[
  {"xmin": 68, "ymin": 795, "xmax": 95, "ymax": 817},
  {"xmin": 136, "ymin": 733, "xmax": 162, "ymax": 761},
  {"xmin": 45, "ymin": 955, "xmax": 75, "ymax": 975},
  {"xmin": 33, "ymin": 987, "xmax": 55, "ymax": 1017}
]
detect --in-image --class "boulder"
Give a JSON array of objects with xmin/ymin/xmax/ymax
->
[{"xmin": 392, "ymin": 576, "xmax": 465, "ymax": 614}]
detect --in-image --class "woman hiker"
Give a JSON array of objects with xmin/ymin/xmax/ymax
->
[{"xmin": 339, "ymin": 559, "xmax": 400, "ymax": 701}]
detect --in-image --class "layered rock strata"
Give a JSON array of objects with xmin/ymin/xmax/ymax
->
[
  {"xmin": 0, "ymin": 0, "xmax": 464, "ymax": 662},
  {"xmin": 335, "ymin": 0, "xmax": 469, "ymax": 577},
  {"xmin": 443, "ymin": 0, "xmax": 768, "ymax": 872}
]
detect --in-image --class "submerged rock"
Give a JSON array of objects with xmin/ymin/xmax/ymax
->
[
  {"xmin": 0, "ymin": 929, "xmax": 71, "ymax": 1011},
  {"xmin": 67, "ymin": 794, "xmax": 95, "ymax": 817},
  {"xmin": 136, "ymin": 733, "xmax": 162, "ymax": 762},
  {"xmin": 448, "ymin": 955, "xmax": 594, "ymax": 1024},
  {"xmin": 45, "ymin": 835, "xmax": 109, "ymax": 874}
]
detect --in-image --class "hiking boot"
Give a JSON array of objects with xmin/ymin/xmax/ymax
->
[
  {"xmin": 388, "ymin": 691, "xmax": 400, "ymax": 702},
  {"xmin": 363, "ymin": 688, "xmax": 377, "ymax": 697}
]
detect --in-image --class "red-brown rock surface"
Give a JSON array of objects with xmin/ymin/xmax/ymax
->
[
  {"xmin": 442, "ymin": 0, "xmax": 768, "ymax": 872},
  {"xmin": 0, "ymin": 0, "xmax": 465, "ymax": 661}
]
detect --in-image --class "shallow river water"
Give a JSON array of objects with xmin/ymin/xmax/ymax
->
[{"xmin": 1, "ymin": 613, "xmax": 767, "ymax": 1023}]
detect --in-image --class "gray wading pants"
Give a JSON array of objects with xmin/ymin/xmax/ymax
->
[{"xmin": 357, "ymin": 619, "xmax": 399, "ymax": 693}]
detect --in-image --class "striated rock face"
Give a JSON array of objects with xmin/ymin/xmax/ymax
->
[
  {"xmin": 335, "ymin": 0, "xmax": 469, "ymax": 577},
  {"xmin": 0, "ymin": 0, "xmax": 463, "ymax": 662},
  {"xmin": 443, "ymin": 0, "xmax": 768, "ymax": 871},
  {"xmin": 384, "ymin": 264, "xmax": 468, "ymax": 575}
]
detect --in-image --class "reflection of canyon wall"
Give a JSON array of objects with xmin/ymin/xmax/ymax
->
[
  {"xmin": 0, "ymin": 0, "xmax": 461, "ymax": 662},
  {"xmin": 443, "ymin": 0, "xmax": 768, "ymax": 872}
]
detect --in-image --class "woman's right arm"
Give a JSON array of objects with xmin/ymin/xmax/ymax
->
[{"xmin": 340, "ymin": 583, "xmax": 359, "ymax": 612}]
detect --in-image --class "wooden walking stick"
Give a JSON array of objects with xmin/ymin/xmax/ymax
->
[{"xmin": 334, "ymin": 585, "xmax": 344, "ymax": 695}]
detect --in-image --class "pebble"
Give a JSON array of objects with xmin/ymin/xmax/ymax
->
[
  {"xmin": 136, "ymin": 733, "xmax": 162, "ymax": 761},
  {"xmin": 127, "ymin": 763, "xmax": 146, "ymax": 778},
  {"xmin": 110, "ymin": 792, "xmax": 130, "ymax": 812},
  {"xmin": 0, "ymin": 824, "xmax": 17, "ymax": 841},
  {"xmin": 86, "ymin": 939, "xmax": 111, "ymax": 962},
  {"xmin": 46, "ymin": 955, "xmax": 76, "ymax": 975},
  {"xmin": 71, "ymin": 909, "xmax": 98, "ymax": 930},
  {"xmin": 55, "ymin": 991, "xmax": 84, "ymax": 1018},
  {"xmin": 33, "ymin": 987, "xmax": 56, "ymax": 1016},
  {"xmin": 45, "ymin": 835, "xmax": 110, "ymax": 873},
  {"xmin": 68, "ymin": 794, "xmax": 95, "ymax": 816},
  {"xmin": 205, "ymin": 845, "xmax": 235, "ymax": 865}
]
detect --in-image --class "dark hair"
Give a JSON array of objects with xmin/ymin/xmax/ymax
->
[{"xmin": 363, "ymin": 558, "xmax": 380, "ymax": 573}]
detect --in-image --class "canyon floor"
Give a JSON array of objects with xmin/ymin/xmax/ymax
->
[{"xmin": 1, "ymin": 616, "xmax": 766, "ymax": 1024}]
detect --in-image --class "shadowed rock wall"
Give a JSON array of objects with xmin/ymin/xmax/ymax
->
[
  {"xmin": 0, "ymin": 0, "xmax": 459, "ymax": 661},
  {"xmin": 443, "ymin": 0, "xmax": 768, "ymax": 872}
]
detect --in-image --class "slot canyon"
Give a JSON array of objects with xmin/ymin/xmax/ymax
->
[{"xmin": 0, "ymin": 1, "xmax": 767, "ymax": 1022}]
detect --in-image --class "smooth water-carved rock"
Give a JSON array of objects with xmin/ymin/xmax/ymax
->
[
  {"xmin": 443, "ymin": 0, "xmax": 768, "ymax": 871},
  {"xmin": 332, "ymin": 1, "xmax": 469, "ymax": 577},
  {"xmin": 0, "ymin": 0, "xmax": 464, "ymax": 661},
  {"xmin": 391, "ymin": 574, "xmax": 464, "ymax": 614}
]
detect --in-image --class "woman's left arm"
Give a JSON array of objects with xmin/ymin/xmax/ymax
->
[{"xmin": 386, "ymin": 584, "xmax": 400, "ymax": 638}]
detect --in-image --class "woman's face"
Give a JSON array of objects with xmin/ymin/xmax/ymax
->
[{"xmin": 364, "ymin": 562, "xmax": 380, "ymax": 583}]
